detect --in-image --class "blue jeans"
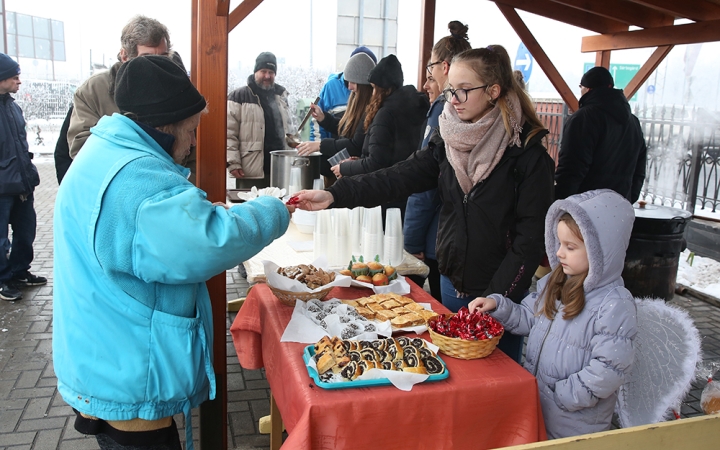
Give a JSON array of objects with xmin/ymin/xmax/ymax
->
[
  {"xmin": 0, "ymin": 193, "xmax": 36, "ymax": 283},
  {"xmin": 440, "ymin": 274, "xmax": 525, "ymax": 364}
]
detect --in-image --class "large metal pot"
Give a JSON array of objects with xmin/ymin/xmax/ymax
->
[{"xmin": 270, "ymin": 150, "xmax": 321, "ymax": 192}]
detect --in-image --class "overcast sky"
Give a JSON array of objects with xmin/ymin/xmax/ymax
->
[{"xmin": 8, "ymin": 0, "xmax": 720, "ymax": 109}]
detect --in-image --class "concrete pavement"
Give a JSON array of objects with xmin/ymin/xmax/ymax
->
[{"xmin": 0, "ymin": 159, "xmax": 717, "ymax": 449}]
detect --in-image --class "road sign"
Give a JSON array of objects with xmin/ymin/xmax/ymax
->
[
  {"xmin": 583, "ymin": 63, "xmax": 641, "ymax": 101},
  {"xmin": 647, "ymin": 85, "xmax": 656, "ymax": 94},
  {"xmin": 514, "ymin": 43, "xmax": 533, "ymax": 83}
]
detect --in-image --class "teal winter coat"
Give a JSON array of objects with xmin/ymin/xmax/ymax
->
[{"xmin": 53, "ymin": 114, "xmax": 289, "ymax": 446}]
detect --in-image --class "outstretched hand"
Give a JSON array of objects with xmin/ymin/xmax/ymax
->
[
  {"xmin": 297, "ymin": 141, "xmax": 320, "ymax": 156},
  {"xmin": 290, "ymin": 190, "xmax": 334, "ymax": 211},
  {"xmin": 468, "ymin": 297, "xmax": 497, "ymax": 314}
]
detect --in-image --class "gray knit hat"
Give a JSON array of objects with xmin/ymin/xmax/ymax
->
[{"xmin": 344, "ymin": 53, "xmax": 376, "ymax": 85}]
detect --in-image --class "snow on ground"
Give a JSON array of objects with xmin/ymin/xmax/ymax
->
[{"xmin": 677, "ymin": 249, "xmax": 720, "ymax": 299}]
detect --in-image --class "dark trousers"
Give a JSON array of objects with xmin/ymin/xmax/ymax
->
[
  {"xmin": 0, "ymin": 193, "xmax": 36, "ymax": 283},
  {"xmin": 407, "ymin": 257, "xmax": 441, "ymax": 301}
]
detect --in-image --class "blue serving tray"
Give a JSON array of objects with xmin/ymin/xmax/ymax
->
[{"xmin": 303, "ymin": 345, "xmax": 450, "ymax": 389}]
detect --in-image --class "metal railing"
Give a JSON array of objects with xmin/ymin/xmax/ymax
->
[{"xmin": 535, "ymin": 100, "xmax": 720, "ymax": 214}]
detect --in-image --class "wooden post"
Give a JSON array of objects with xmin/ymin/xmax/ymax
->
[
  {"xmin": 417, "ymin": 0, "xmax": 436, "ymax": 91},
  {"xmin": 194, "ymin": 0, "xmax": 229, "ymax": 448},
  {"xmin": 595, "ymin": 50, "xmax": 611, "ymax": 68}
]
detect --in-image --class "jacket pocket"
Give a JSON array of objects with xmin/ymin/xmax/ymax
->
[
  {"xmin": 0, "ymin": 155, "xmax": 26, "ymax": 195},
  {"xmin": 147, "ymin": 309, "xmax": 210, "ymax": 403},
  {"xmin": 240, "ymin": 150, "xmax": 264, "ymax": 178}
]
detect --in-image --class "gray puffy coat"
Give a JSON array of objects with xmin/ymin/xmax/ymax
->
[{"xmin": 489, "ymin": 189, "xmax": 637, "ymax": 439}]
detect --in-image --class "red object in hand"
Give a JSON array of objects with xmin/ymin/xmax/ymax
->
[
  {"xmin": 428, "ymin": 307, "xmax": 504, "ymax": 340},
  {"xmin": 286, "ymin": 196, "xmax": 300, "ymax": 205}
]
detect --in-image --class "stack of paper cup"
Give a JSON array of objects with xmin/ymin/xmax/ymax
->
[
  {"xmin": 383, "ymin": 208, "xmax": 404, "ymax": 266},
  {"xmin": 361, "ymin": 206, "xmax": 384, "ymax": 263},
  {"xmin": 330, "ymin": 208, "xmax": 351, "ymax": 267},
  {"xmin": 349, "ymin": 206, "xmax": 364, "ymax": 257},
  {"xmin": 288, "ymin": 166, "xmax": 302, "ymax": 196},
  {"xmin": 314, "ymin": 209, "xmax": 332, "ymax": 260}
]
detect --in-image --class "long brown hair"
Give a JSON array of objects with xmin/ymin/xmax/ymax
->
[
  {"xmin": 339, "ymin": 83, "xmax": 373, "ymax": 137},
  {"xmin": 541, "ymin": 214, "xmax": 588, "ymax": 320},
  {"xmin": 452, "ymin": 45, "xmax": 546, "ymax": 146},
  {"xmin": 363, "ymin": 85, "xmax": 393, "ymax": 131}
]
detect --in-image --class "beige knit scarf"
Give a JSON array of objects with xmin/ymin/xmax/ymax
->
[{"xmin": 438, "ymin": 91, "xmax": 524, "ymax": 194}]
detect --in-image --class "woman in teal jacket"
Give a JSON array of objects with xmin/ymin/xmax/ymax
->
[{"xmin": 53, "ymin": 56, "xmax": 291, "ymax": 450}]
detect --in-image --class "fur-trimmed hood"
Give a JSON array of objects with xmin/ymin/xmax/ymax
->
[{"xmin": 545, "ymin": 189, "xmax": 634, "ymax": 291}]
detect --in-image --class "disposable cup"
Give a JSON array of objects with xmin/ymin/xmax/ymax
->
[
  {"xmin": 328, "ymin": 148, "xmax": 350, "ymax": 167},
  {"xmin": 312, "ymin": 178, "xmax": 324, "ymax": 190},
  {"xmin": 350, "ymin": 207, "xmax": 364, "ymax": 256}
]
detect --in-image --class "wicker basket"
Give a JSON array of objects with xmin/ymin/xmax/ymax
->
[
  {"xmin": 427, "ymin": 314, "xmax": 504, "ymax": 360},
  {"xmin": 267, "ymin": 284, "xmax": 333, "ymax": 307}
]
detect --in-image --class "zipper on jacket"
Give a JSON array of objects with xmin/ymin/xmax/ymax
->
[{"xmin": 533, "ymin": 317, "xmax": 554, "ymax": 377}]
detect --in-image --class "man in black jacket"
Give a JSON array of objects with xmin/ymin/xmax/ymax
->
[
  {"xmin": 555, "ymin": 66, "xmax": 647, "ymax": 203},
  {"xmin": 0, "ymin": 53, "xmax": 46, "ymax": 301}
]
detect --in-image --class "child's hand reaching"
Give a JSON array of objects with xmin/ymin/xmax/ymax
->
[{"xmin": 468, "ymin": 297, "xmax": 497, "ymax": 313}]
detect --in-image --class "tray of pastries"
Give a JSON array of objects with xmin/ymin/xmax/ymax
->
[
  {"xmin": 341, "ymin": 293, "xmax": 438, "ymax": 330},
  {"xmin": 304, "ymin": 336, "xmax": 449, "ymax": 389}
]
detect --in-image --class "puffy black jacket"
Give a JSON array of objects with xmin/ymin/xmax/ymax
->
[
  {"xmin": 555, "ymin": 87, "xmax": 647, "ymax": 203},
  {"xmin": 0, "ymin": 93, "xmax": 39, "ymax": 195},
  {"xmin": 340, "ymin": 85, "xmax": 428, "ymax": 177},
  {"xmin": 317, "ymin": 113, "xmax": 366, "ymax": 178},
  {"xmin": 329, "ymin": 124, "xmax": 555, "ymax": 302}
]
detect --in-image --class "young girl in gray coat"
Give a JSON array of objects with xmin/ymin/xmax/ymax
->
[{"xmin": 469, "ymin": 189, "xmax": 638, "ymax": 439}]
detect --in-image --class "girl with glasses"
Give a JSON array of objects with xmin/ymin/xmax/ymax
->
[
  {"xmin": 294, "ymin": 45, "xmax": 554, "ymax": 363},
  {"xmin": 405, "ymin": 21, "xmax": 471, "ymax": 301}
]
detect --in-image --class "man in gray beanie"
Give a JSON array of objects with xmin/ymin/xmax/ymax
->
[
  {"xmin": 555, "ymin": 66, "xmax": 647, "ymax": 203},
  {"xmin": 0, "ymin": 53, "xmax": 46, "ymax": 302},
  {"xmin": 227, "ymin": 51, "xmax": 293, "ymax": 188},
  {"xmin": 53, "ymin": 55, "xmax": 291, "ymax": 450}
]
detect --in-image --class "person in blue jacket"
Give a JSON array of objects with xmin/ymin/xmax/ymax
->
[{"xmin": 53, "ymin": 55, "xmax": 292, "ymax": 450}]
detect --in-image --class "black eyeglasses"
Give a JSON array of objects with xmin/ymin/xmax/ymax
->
[
  {"xmin": 443, "ymin": 85, "xmax": 488, "ymax": 103},
  {"xmin": 426, "ymin": 60, "xmax": 442, "ymax": 74}
]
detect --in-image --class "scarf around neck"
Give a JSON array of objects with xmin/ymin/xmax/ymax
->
[{"xmin": 438, "ymin": 90, "xmax": 524, "ymax": 194}]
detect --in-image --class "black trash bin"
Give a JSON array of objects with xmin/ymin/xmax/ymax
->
[{"xmin": 622, "ymin": 203, "xmax": 692, "ymax": 301}]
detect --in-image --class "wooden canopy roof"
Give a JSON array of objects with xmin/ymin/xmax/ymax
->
[{"xmin": 190, "ymin": 1, "xmax": 720, "ymax": 448}]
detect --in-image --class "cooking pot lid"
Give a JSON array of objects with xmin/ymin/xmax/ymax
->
[{"xmin": 633, "ymin": 202, "xmax": 692, "ymax": 220}]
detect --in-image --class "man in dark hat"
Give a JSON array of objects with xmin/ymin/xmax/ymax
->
[
  {"xmin": 227, "ymin": 51, "xmax": 293, "ymax": 188},
  {"xmin": 0, "ymin": 53, "xmax": 46, "ymax": 302},
  {"xmin": 53, "ymin": 55, "xmax": 291, "ymax": 449},
  {"xmin": 555, "ymin": 66, "xmax": 647, "ymax": 203}
]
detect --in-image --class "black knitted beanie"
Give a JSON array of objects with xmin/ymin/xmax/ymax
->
[
  {"xmin": 368, "ymin": 54, "xmax": 403, "ymax": 90},
  {"xmin": 115, "ymin": 55, "xmax": 206, "ymax": 127}
]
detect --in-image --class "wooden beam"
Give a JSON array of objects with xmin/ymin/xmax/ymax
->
[
  {"xmin": 634, "ymin": 0, "xmax": 720, "ymax": 22},
  {"xmin": 493, "ymin": 0, "xmax": 628, "ymax": 34},
  {"xmin": 417, "ymin": 0, "xmax": 436, "ymax": 91},
  {"xmin": 194, "ymin": 0, "xmax": 229, "ymax": 448},
  {"xmin": 229, "ymin": 0, "xmax": 264, "ymax": 32},
  {"xmin": 216, "ymin": 0, "xmax": 230, "ymax": 17},
  {"xmin": 499, "ymin": 414, "xmax": 720, "ymax": 449},
  {"xmin": 496, "ymin": 3, "xmax": 579, "ymax": 112},
  {"xmin": 595, "ymin": 50, "xmax": 610, "ymax": 68},
  {"xmin": 549, "ymin": 0, "xmax": 674, "ymax": 28},
  {"xmin": 623, "ymin": 45, "xmax": 673, "ymax": 99},
  {"xmin": 582, "ymin": 19, "xmax": 720, "ymax": 52}
]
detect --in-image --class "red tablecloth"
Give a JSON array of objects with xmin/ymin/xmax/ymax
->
[{"xmin": 230, "ymin": 282, "xmax": 546, "ymax": 449}]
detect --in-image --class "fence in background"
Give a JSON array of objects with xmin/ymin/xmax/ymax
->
[{"xmin": 535, "ymin": 99, "xmax": 720, "ymax": 214}]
